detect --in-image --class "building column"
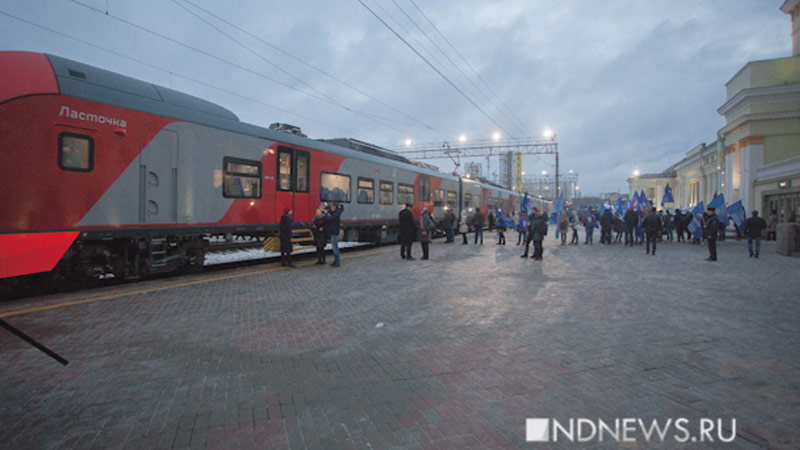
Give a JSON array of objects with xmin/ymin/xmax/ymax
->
[
  {"xmin": 738, "ymin": 138, "xmax": 764, "ymax": 213},
  {"xmin": 724, "ymin": 148, "xmax": 735, "ymax": 202}
]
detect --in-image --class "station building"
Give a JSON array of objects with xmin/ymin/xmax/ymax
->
[{"xmin": 629, "ymin": 0, "xmax": 800, "ymax": 222}]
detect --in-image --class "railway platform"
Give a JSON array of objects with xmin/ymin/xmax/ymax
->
[{"xmin": 1, "ymin": 237, "xmax": 799, "ymax": 449}]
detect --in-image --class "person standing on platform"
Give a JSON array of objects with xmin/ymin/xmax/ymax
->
[
  {"xmin": 399, "ymin": 203, "xmax": 416, "ymax": 260},
  {"xmin": 530, "ymin": 209, "xmax": 548, "ymax": 260},
  {"xmin": 664, "ymin": 210, "xmax": 674, "ymax": 242},
  {"xmin": 704, "ymin": 207, "xmax": 719, "ymax": 261},
  {"xmin": 623, "ymin": 208, "xmax": 638, "ymax": 246},
  {"xmin": 458, "ymin": 209, "xmax": 469, "ymax": 245},
  {"xmin": 418, "ymin": 207, "xmax": 434, "ymax": 259},
  {"xmin": 613, "ymin": 213, "xmax": 624, "ymax": 243},
  {"xmin": 600, "ymin": 208, "xmax": 614, "ymax": 244},
  {"xmin": 279, "ymin": 207, "xmax": 295, "ymax": 268},
  {"xmin": 558, "ymin": 213, "xmax": 569, "ymax": 245},
  {"xmin": 674, "ymin": 209, "xmax": 685, "ymax": 242},
  {"xmin": 444, "ymin": 208, "xmax": 455, "ymax": 243},
  {"xmin": 326, "ymin": 202, "xmax": 343, "ymax": 267},
  {"xmin": 521, "ymin": 207, "xmax": 543, "ymax": 258},
  {"xmin": 570, "ymin": 214, "xmax": 579, "ymax": 244},
  {"xmin": 312, "ymin": 207, "xmax": 327, "ymax": 264},
  {"xmin": 487, "ymin": 210, "xmax": 495, "ymax": 231},
  {"xmin": 744, "ymin": 210, "xmax": 768, "ymax": 258},
  {"xmin": 497, "ymin": 212, "xmax": 507, "ymax": 245},
  {"xmin": 642, "ymin": 207, "xmax": 662, "ymax": 256},
  {"xmin": 472, "ymin": 208, "xmax": 485, "ymax": 244},
  {"xmin": 583, "ymin": 210, "xmax": 596, "ymax": 245},
  {"xmin": 517, "ymin": 212, "xmax": 528, "ymax": 245},
  {"xmin": 767, "ymin": 211, "xmax": 778, "ymax": 240}
]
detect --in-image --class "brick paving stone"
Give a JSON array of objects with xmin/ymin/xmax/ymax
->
[{"xmin": 1, "ymin": 237, "xmax": 799, "ymax": 448}]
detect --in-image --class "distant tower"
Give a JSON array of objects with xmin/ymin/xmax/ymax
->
[{"xmin": 782, "ymin": 0, "xmax": 800, "ymax": 56}]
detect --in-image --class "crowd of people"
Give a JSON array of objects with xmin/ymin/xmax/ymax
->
[{"xmin": 278, "ymin": 201, "xmax": 782, "ymax": 267}]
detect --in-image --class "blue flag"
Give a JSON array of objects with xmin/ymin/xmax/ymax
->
[
  {"xmin": 639, "ymin": 189, "xmax": 649, "ymax": 213},
  {"xmin": 495, "ymin": 208, "xmax": 516, "ymax": 229},
  {"xmin": 688, "ymin": 201, "xmax": 705, "ymax": 238},
  {"xmin": 520, "ymin": 192, "xmax": 531, "ymax": 216},
  {"xmin": 615, "ymin": 197, "xmax": 625, "ymax": 217},
  {"xmin": 661, "ymin": 183, "xmax": 674, "ymax": 206},
  {"xmin": 728, "ymin": 200, "xmax": 746, "ymax": 231},
  {"xmin": 549, "ymin": 194, "xmax": 565, "ymax": 225},
  {"xmin": 708, "ymin": 193, "xmax": 729, "ymax": 226},
  {"xmin": 632, "ymin": 191, "xmax": 640, "ymax": 211}
]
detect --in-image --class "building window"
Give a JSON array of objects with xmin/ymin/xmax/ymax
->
[
  {"xmin": 419, "ymin": 175, "xmax": 431, "ymax": 202},
  {"xmin": 357, "ymin": 177, "xmax": 375, "ymax": 204},
  {"xmin": 446, "ymin": 191, "xmax": 457, "ymax": 208},
  {"xmin": 646, "ymin": 188, "xmax": 655, "ymax": 204},
  {"xmin": 58, "ymin": 133, "xmax": 93, "ymax": 171},
  {"xmin": 379, "ymin": 181, "xmax": 393, "ymax": 204},
  {"xmin": 398, "ymin": 183, "xmax": 414, "ymax": 205},
  {"xmin": 223, "ymin": 157, "xmax": 261, "ymax": 198},
  {"xmin": 433, "ymin": 189, "xmax": 444, "ymax": 207},
  {"xmin": 320, "ymin": 172, "xmax": 350, "ymax": 202}
]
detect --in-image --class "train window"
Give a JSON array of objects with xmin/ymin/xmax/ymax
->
[
  {"xmin": 294, "ymin": 151, "xmax": 309, "ymax": 192},
  {"xmin": 398, "ymin": 183, "xmax": 414, "ymax": 205},
  {"xmin": 446, "ymin": 191, "xmax": 457, "ymax": 208},
  {"xmin": 464, "ymin": 193, "xmax": 473, "ymax": 209},
  {"xmin": 58, "ymin": 133, "xmax": 93, "ymax": 172},
  {"xmin": 320, "ymin": 172, "xmax": 350, "ymax": 202},
  {"xmin": 223, "ymin": 157, "xmax": 261, "ymax": 198},
  {"xmin": 419, "ymin": 175, "xmax": 431, "ymax": 202},
  {"xmin": 357, "ymin": 178, "xmax": 375, "ymax": 204},
  {"xmin": 379, "ymin": 181, "xmax": 394, "ymax": 204},
  {"xmin": 277, "ymin": 150, "xmax": 292, "ymax": 191},
  {"xmin": 433, "ymin": 189, "xmax": 444, "ymax": 207}
]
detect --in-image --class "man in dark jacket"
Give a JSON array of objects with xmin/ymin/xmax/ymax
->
[
  {"xmin": 472, "ymin": 209, "xmax": 485, "ymax": 244},
  {"xmin": 642, "ymin": 207, "xmax": 662, "ymax": 256},
  {"xmin": 444, "ymin": 208, "xmax": 456, "ymax": 243},
  {"xmin": 531, "ymin": 209, "xmax": 549, "ymax": 260},
  {"xmin": 623, "ymin": 208, "xmax": 638, "ymax": 246},
  {"xmin": 311, "ymin": 208, "xmax": 327, "ymax": 264},
  {"xmin": 325, "ymin": 203, "xmax": 343, "ymax": 267},
  {"xmin": 704, "ymin": 207, "xmax": 719, "ymax": 261},
  {"xmin": 521, "ymin": 207, "xmax": 545, "ymax": 259},
  {"xmin": 398, "ymin": 203, "xmax": 416, "ymax": 260},
  {"xmin": 599, "ymin": 209, "xmax": 614, "ymax": 244},
  {"xmin": 673, "ymin": 209, "xmax": 685, "ymax": 242},
  {"xmin": 279, "ymin": 207, "xmax": 295, "ymax": 268},
  {"xmin": 744, "ymin": 210, "xmax": 768, "ymax": 258}
]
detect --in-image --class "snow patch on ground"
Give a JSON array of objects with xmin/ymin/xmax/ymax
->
[{"xmin": 204, "ymin": 241, "xmax": 370, "ymax": 266}]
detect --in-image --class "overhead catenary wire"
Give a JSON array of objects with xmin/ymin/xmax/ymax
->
[
  {"xmin": 389, "ymin": 0, "xmax": 528, "ymax": 138},
  {"xmin": 355, "ymin": 0, "xmax": 519, "ymax": 142},
  {"xmin": 406, "ymin": 0, "xmax": 532, "ymax": 137},
  {"xmin": 66, "ymin": 0, "xmax": 431, "ymax": 139},
  {"xmin": 180, "ymin": 0, "xmax": 453, "ymax": 141},
  {"xmin": 367, "ymin": 0, "xmax": 498, "ymax": 131},
  {"xmin": 170, "ymin": 0, "xmax": 421, "ymax": 137}
]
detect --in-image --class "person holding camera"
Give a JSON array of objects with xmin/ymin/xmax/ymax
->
[{"xmin": 325, "ymin": 202, "xmax": 343, "ymax": 267}]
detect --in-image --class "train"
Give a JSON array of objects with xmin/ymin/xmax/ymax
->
[{"xmin": 0, "ymin": 51, "xmax": 551, "ymax": 286}]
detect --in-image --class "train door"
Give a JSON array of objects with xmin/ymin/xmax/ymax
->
[
  {"xmin": 140, "ymin": 127, "xmax": 178, "ymax": 224},
  {"xmin": 275, "ymin": 146, "xmax": 310, "ymax": 221}
]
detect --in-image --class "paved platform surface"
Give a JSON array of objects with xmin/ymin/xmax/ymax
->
[{"xmin": 1, "ymin": 235, "xmax": 799, "ymax": 449}]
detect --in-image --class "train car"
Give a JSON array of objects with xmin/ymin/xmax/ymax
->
[{"xmin": 0, "ymin": 51, "xmax": 533, "ymax": 285}]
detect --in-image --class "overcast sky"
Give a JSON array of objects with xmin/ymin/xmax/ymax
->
[{"xmin": 0, "ymin": 0, "xmax": 792, "ymax": 195}]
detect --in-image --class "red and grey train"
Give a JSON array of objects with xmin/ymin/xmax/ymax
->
[{"xmin": 0, "ymin": 51, "xmax": 550, "ymax": 284}]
